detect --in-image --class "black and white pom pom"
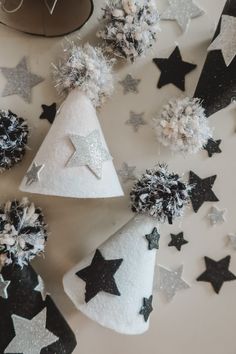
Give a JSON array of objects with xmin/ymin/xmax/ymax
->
[
  {"xmin": 53, "ymin": 42, "xmax": 114, "ymax": 107},
  {"xmin": 0, "ymin": 198, "xmax": 47, "ymax": 268},
  {"xmin": 97, "ymin": 0, "xmax": 160, "ymax": 62},
  {"xmin": 0, "ymin": 110, "xmax": 29, "ymax": 172},
  {"xmin": 130, "ymin": 164, "xmax": 191, "ymax": 224},
  {"xmin": 154, "ymin": 97, "xmax": 212, "ymax": 154}
]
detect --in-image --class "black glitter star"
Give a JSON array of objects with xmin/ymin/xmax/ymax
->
[
  {"xmin": 168, "ymin": 232, "xmax": 188, "ymax": 251},
  {"xmin": 139, "ymin": 295, "xmax": 153, "ymax": 322},
  {"xmin": 76, "ymin": 249, "xmax": 123, "ymax": 303},
  {"xmin": 39, "ymin": 103, "xmax": 57, "ymax": 124},
  {"xmin": 197, "ymin": 256, "xmax": 236, "ymax": 294},
  {"xmin": 145, "ymin": 227, "xmax": 160, "ymax": 250},
  {"xmin": 204, "ymin": 138, "xmax": 222, "ymax": 157},
  {"xmin": 153, "ymin": 46, "xmax": 197, "ymax": 91},
  {"xmin": 189, "ymin": 171, "xmax": 219, "ymax": 213}
]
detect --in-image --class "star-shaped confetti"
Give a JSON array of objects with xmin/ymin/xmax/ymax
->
[
  {"xmin": 119, "ymin": 74, "xmax": 141, "ymax": 94},
  {"xmin": 208, "ymin": 15, "xmax": 236, "ymax": 67},
  {"xmin": 0, "ymin": 57, "xmax": 44, "ymax": 103},
  {"xmin": 25, "ymin": 162, "xmax": 44, "ymax": 186},
  {"xmin": 40, "ymin": 103, "xmax": 57, "ymax": 124},
  {"xmin": 67, "ymin": 130, "xmax": 111, "ymax": 179},
  {"xmin": 139, "ymin": 295, "xmax": 153, "ymax": 322},
  {"xmin": 161, "ymin": 0, "xmax": 204, "ymax": 32},
  {"xmin": 145, "ymin": 227, "xmax": 160, "ymax": 250},
  {"xmin": 168, "ymin": 232, "xmax": 188, "ymax": 251},
  {"xmin": 153, "ymin": 47, "xmax": 197, "ymax": 91},
  {"xmin": 76, "ymin": 249, "xmax": 123, "ymax": 303},
  {"xmin": 189, "ymin": 171, "xmax": 219, "ymax": 213},
  {"xmin": 118, "ymin": 162, "xmax": 136, "ymax": 183},
  {"xmin": 126, "ymin": 111, "xmax": 147, "ymax": 132},
  {"xmin": 227, "ymin": 234, "xmax": 236, "ymax": 251},
  {"xmin": 0, "ymin": 274, "xmax": 10, "ymax": 299},
  {"xmin": 207, "ymin": 206, "xmax": 226, "ymax": 226},
  {"xmin": 34, "ymin": 275, "xmax": 47, "ymax": 301},
  {"xmin": 204, "ymin": 138, "xmax": 222, "ymax": 157},
  {"xmin": 4, "ymin": 308, "xmax": 59, "ymax": 353},
  {"xmin": 197, "ymin": 255, "xmax": 236, "ymax": 294}
]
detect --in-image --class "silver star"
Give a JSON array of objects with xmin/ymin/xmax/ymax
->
[
  {"xmin": 34, "ymin": 275, "xmax": 47, "ymax": 301},
  {"xmin": 0, "ymin": 57, "xmax": 44, "ymax": 103},
  {"xmin": 161, "ymin": 0, "xmax": 204, "ymax": 32},
  {"xmin": 207, "ymin": 206, "xmax": 226, "ymax": 226},
  {"xmin": 67, "ymin": 129, "xmax": 111, "ymax": 179},
  {"xmin": 227, "ymin": 234, "xmax": 236, "ymax": 251},
  {"xmin": 25, "ymin": 162, "xmax": 44, "ymax": 186},
  {"xmin": 4, "ymin": 308, "xmax": 58, "ymax": 354},
  {"xmin": 118, "ymin": 162, "xmax": 136, "ymax": 183},
  {"xmin": 44, "ymin": 0, "xmax": 59, "ymax": 14},
  {"xmin": 0, "ymin": 274, "xmax": 10, "ymax": 299},
  {"xmin": 119, "ymin": 74, "xmax": 141, "ymax": 94},
  {"xmin": 154, "ymin": 265, "xmax": 190, "ymax": 302},
  {"xmin": 208, "ymin": 15, "xmax": 236, "ymax": 67},
  {"xmin": 126, "ymin": 111, "xmax": 147, "ymax": 132}
]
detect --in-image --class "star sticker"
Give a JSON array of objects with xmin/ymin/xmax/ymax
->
[
  {"xmin": 168, "ymin": 232, "xmax": 188, "ymax": 251},
  {"xmin": 227, "ymin": 233, "xmax": 236, "ymax": 251},
  {"xmin": 139, "ymin": 295, "xmax": 153, "ymax": 322},
  {"xmin": 0, "ymin": 57, "xmax": 44, "ymax": 103},
  {"xmin": 4, "ymin": 308, "xmax": 59, "ymax": 353},
  {"xmin": 207, "ymin": 206, "xmax": 226, "ymax": 226},
  {"xmin": 204, "ymin": 138, "xmax": 222, "ymax": 157},
  {"xmin": 76, "ymin": 249, "xmax": 123, "ymax": 303},
  {"xmin": 161, "ymin": 0, "xmax": 204, "ymax": 32},
  {"xmin": 126, "ymin": 111, "xmax": 147, "ymax": 132},
  {"xmin": 118, "ymin": 162, "xmax": 136, "ymax": 183},
  {"xmin": 34, "ymin": 275, "xmax": 47, "ymax": 301},
  {"xmin": 189, "ymin": 171, "xmax": 219, "ymax": 213},
  {"xmin": 153, "ymin": 47, "xmax": 197, "ymax": 91},
  {"xmin": 67, "ymin": 130, "xmax": 111, "ymax": 179},
  {"xmin": 197, "ymin": 255, "xmax": 236, "ymax": 294},
  {"xmin": 0, "ymin": 274, "xmax": 10, "ymax": 299},
  {"xmin": 40, "ymin": 103, "xmax": 57, "ymax": 124},
  {"xmin": 25, "ymin": 162, "xmax": 44, "ymax": 186},
  {"xmin": 119, "ymin": 74, "xmax": 141, "ymax": 94},
  {"xmin": 208, "ymin": 15, "xmax": 236, "ymax": 67},
  {"xmin": 145, "ymin": 227, "xmax": 160, "ymax": 250}
]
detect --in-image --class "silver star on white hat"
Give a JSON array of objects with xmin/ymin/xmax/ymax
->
[{"xmin": 25, "ymin": 162, "xmax": 44, "ymax": 186}]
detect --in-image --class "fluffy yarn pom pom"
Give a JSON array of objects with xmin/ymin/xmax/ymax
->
[
  {"xmin": 154, "ymin": 97, "xmax": 212, "ymax": 154},
  {"xmin": 0, "ymin": 110, "xmax": 28, "ymax": 172},
  {"xmin": 97, "ymin": 0, "xmax": 160, "ymax": 62},
  {"xmin": 0, "ymin": 198, "xmax": 47, "ymax": 268},
  {"xmin": 130, "ymin": 164, "xmax": 191, "ymax": 224},
  {"xmin": 53, "ymin": 42, "xmax": 114, "ymax": 107}
]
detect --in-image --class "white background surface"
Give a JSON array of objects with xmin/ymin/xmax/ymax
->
[{"xmin": 0, "ymin": 0, "xmax": 235, "ymax": 353}]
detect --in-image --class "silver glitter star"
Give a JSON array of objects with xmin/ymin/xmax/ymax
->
[
  {"xmin": 161, "ymin": 0, "xmax": 204, "ymax": 32},
  {"xmin": 0, "ymin": 274, "xmax": 10, "ymax": 299},
  {"xmin": 4, "ymin": 308, "xmax": 58, "ymax": 354},
  {"xmin": 118, "ymin": 162, "xmax": 136, "ymax": 183},
  {"xmin": 25, "ymin": 162, "xmax": 44, "ymax": 186},
  {"xmin": 34, "ymin": 275, "xmax": 47, "ymax": 301},
  {"xmin": 119, "ymin": 74, "xmax": 141, "ymax": 94},
  {"xmin": 154, "ymin": 265, "xmax": 190, "ymax": 302},
  {"xmin": 0, "ymin": 57, "xmax": 44, "ymax": 103},
  {"xmin": 227, "ymin": 234, "xmax": 236, "ymax": 251},
  {"xmin": 207, "ymin": 206, "xmax": 226, "ymax": 226},
  {"xmin": 67, "ymin": 129, "xmax": 111, "ymax": 179},
  {"xmin": 126, "ymin": 111, "xmax": 147, "ymax": 132},
  {"xmin": 208, "ymin": 15, "xmax": 236, "ymax": 67}
]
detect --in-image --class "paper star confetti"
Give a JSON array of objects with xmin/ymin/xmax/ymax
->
[
  {"xmin": 145, "ymin": 227, "xmax": 160, "ymax": 250},
  {"xmin": 119, "ymin": 74, "xmax": 141, "ymax": 94},
  {"xmin": 40, "ymin": 103, "xmax": 57, "ymax": 124},
  {"xmin": 204, "ymin": 139, "xmax": 222, "ymax": 157},
  {"xmin": 168, "ymin": 232, "xmax": 188, "ymax": 251},
  {"xmin": 118, "ymin": 162, "xmax": 136, "ymax": 183},
  {"xmin": 227, "ymin": 234, "xmax": 236, "ymax": 251},
  {"xmin": 207, "ymin": 206, "xmax": 226, "ymax": 226},
  {"xmin": 139, "ymin": 295, "xmax": 153, "ymax": 322},
  {"xmin": 34, "ymin": 275, "xmax": 47, "ymax": 301},
  {"xmin": 0, "ymin": 274, "xmax": 10, "ymax": 299},
  {"xmin": 25, "ymin": 162, "xmax": 44, "ymax": 186},
  {"xmin": 126, "ymin": 111, "xmax": 147, "ymax": 132}
]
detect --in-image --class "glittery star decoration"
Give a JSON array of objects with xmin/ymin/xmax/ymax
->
[
  {"xmin": 189, "ymin": 171, "xmax": 219, "ymax": 213},
  {"xmin": 197, "ymin": 255, "xmax": 236, "ymax": 294},
  {"xmin": 161, "ymin": 0, "xmax": 204, "ymax": 32},
  {"xmin": 76, "ymin": 249, "xmax": 123, "ymax": 303},
  {"xmin": 118, "ymin": 162, "xmax": 136, "ymax": 183},
  {"xmin": 154, "ymin": 265, "xmax": 190, "ymax": 302},
  {"xmin": 0, "ymin": 274, "xmax": 10, "ymax": 299},
  {"xmin": 4, "ymin": 308, "xmax": 59, "ymax": 353},
  {"xmin": 153, "ymin": 47, "xmax": 197, "ymax": 91},
  {"xmin": 168, "ymin": 232, "xmax": 188, "ymax": 251},
  {"xmin": 139, "ymin": 295, "xmax": 153, "ymax": 322},
  {"xmin": 126, "ymin": 111, "xmax": 147, "ymax": 132},
  {"xmin": 208, "ymin": 15, "xmax": 236, "ymax": 67},
  {"xmin": 44, "ymin": 0, "xmax": 59, "ymax": 14},
  {"xmin": 25, "ymin": 162, "xmax": 44, "ymax": 186},
  {"xmin": 40, "ymin": 103, "xmax": 57, "ymax": 124},
  {"xmin": 227, "ymin": 233, "xmax": 236, "ymax": 251},
  {"xmin": 204, "ymin": 138, "xmax": 222, "ymax": 157},
  {"xmin": 207, "ymin": 206, "xmax": 226, "ymax": 226},
  {"xmin": 34, "ymin": 275, "xmax": 47, "ymax": 301},
  {"xmin": 67, "ymin": 130, "xmax": 111, "ymax": 179},
  {"xmin": 145, "ymin": 227, "xmax": 160, "ymax": 250},
  {"xmin": 119, "ymin": 74, "xmax": 141, "ymax": 94},
  {"xmin": 0, "ymin": 57, "xmax": 44, "ymax": 104}
]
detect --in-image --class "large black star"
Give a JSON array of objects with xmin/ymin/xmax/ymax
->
[
  {"xmin": 197, "ymin": 256, "xmax": 236, "ymax": 294},
  {"xmin": 39, "ymin": 103, "xmax": 57, "ymax": 124},
  {"xmin": 139, "ymin": 295, "xmax": 153, "ymax": 322},
  {"xmin": 189, "ymin": 171, "xmax": 219, "ymax": 213},
  {"xmin": 145, "ymin": 227, "xmax": 160, "ymax": 250},
  {"xmin": 204, "ymin": 138, "xmax": 222, "ymax": 157},
  {"xmin": 153, "ymin": 46, "xmax": 197, "ymax": 91},
  {"xmin": 168, "ymin": 232, "xmax": 188, "ymax": 251},
  {"xmin": 76, "ymin": 249, "xmax": 123, "ymax": 303}
]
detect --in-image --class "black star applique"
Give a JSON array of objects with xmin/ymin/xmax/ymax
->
[
  {"xmin": 139, "ymin": 295, "xmax": 153, "ymax": 322},
  {"xmin": 189, "ymin": 171, "xmax": 219, "ymax": 213},
  {"xmin": 168, "ymin": 232, "xmax": 188, "ymax": 251},
  {"xmin": 204, "ymin": 138, "xmax": 222, "ymax": 157},
  {"xmin": 39, "ymin": 103, "xmax": 57, "ymax": 124},
  {"xmin": 76, "ymin": 249, "xmax": 123, "ymax": 303},
  {"xmin": 153, "ymin": 46, "xmax": 197, "ymax": 91},
  {"xmin": 145, "ymin": 227, "xmax": 160, "ymax": 250},
  {"xmin": 197, "ymin": 256, "xmax": 236, "ymax": 294}
]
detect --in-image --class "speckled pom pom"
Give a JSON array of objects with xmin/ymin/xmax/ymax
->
[
  {"xmin": 0, "ymin": 198, "xmax": 47, "ymax": 267},
  {"xmin": 97, "ymin": 0, "xmax": 160, "ymax": 62},
  {"xmin": 154, "ymin": 97, "xmax": 212, "ymax": 154},
  {"xmin": 0, "ymin": 110, "xmax": 28, "ymax": 172},
  {"xmin": 130, "ymin": 164, "xmax": 191, "ymax": 224}
]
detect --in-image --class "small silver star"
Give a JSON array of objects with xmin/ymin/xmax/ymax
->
[
  {"xmin": 0, "ymin": 57, "xmax": 44, "ymax": 103},
  {"xmin": 227, "ymin": 234, "xmax": 236, "ymax": 251},
  {"xmin": 126, "ymin": 111, "xmax": 147, "ymax": 132},
  {"xmin": 118, "ymin": 162, "xmax": 136, "ymax": 183},
  {"xmin": 0, "ymin": 274, "xmax": 10, "ymax": 299},
  {"xmin": 25, "ymin": 162, "xmax": 44, "ymax": 186},
  {"xmin": 4, "ymin": 308, "xmax": 58, "ymax": 354},
  {"xmin": 34, "ymin": 275, "xmax": 47, "ymax": 301},
  {"xmin": 67, "ymin": 129, "xmax": 111, "ymax": 179},
  {"xmin": 161, "ymin": 0, "xmax": 204, "ymax": 32},
  {"xmin": 207, "ymin": 206, "xmax": 226, "ymax": 226},
  {"xmin": 119, "ymin": 74, "xmax": 141, "ymax": 94},
  {"xmin": 208, "ymin": 15, "xmax": 236, "ymax": 66},
  {"xmin": 44, "ymin": 0, "xmax": 59, "ymax": 14},
  {"xmin": 154, "ymin": 265, "xmax": 190, "ymax": 302}
]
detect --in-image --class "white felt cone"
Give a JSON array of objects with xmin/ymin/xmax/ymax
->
[
  {"xmin": 63, "ymin": 215, "xmax": 158, "ymax": 335},
  {"xmin": 19, "ymin": 89, "xmax": 123, "ymax": 198}
]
